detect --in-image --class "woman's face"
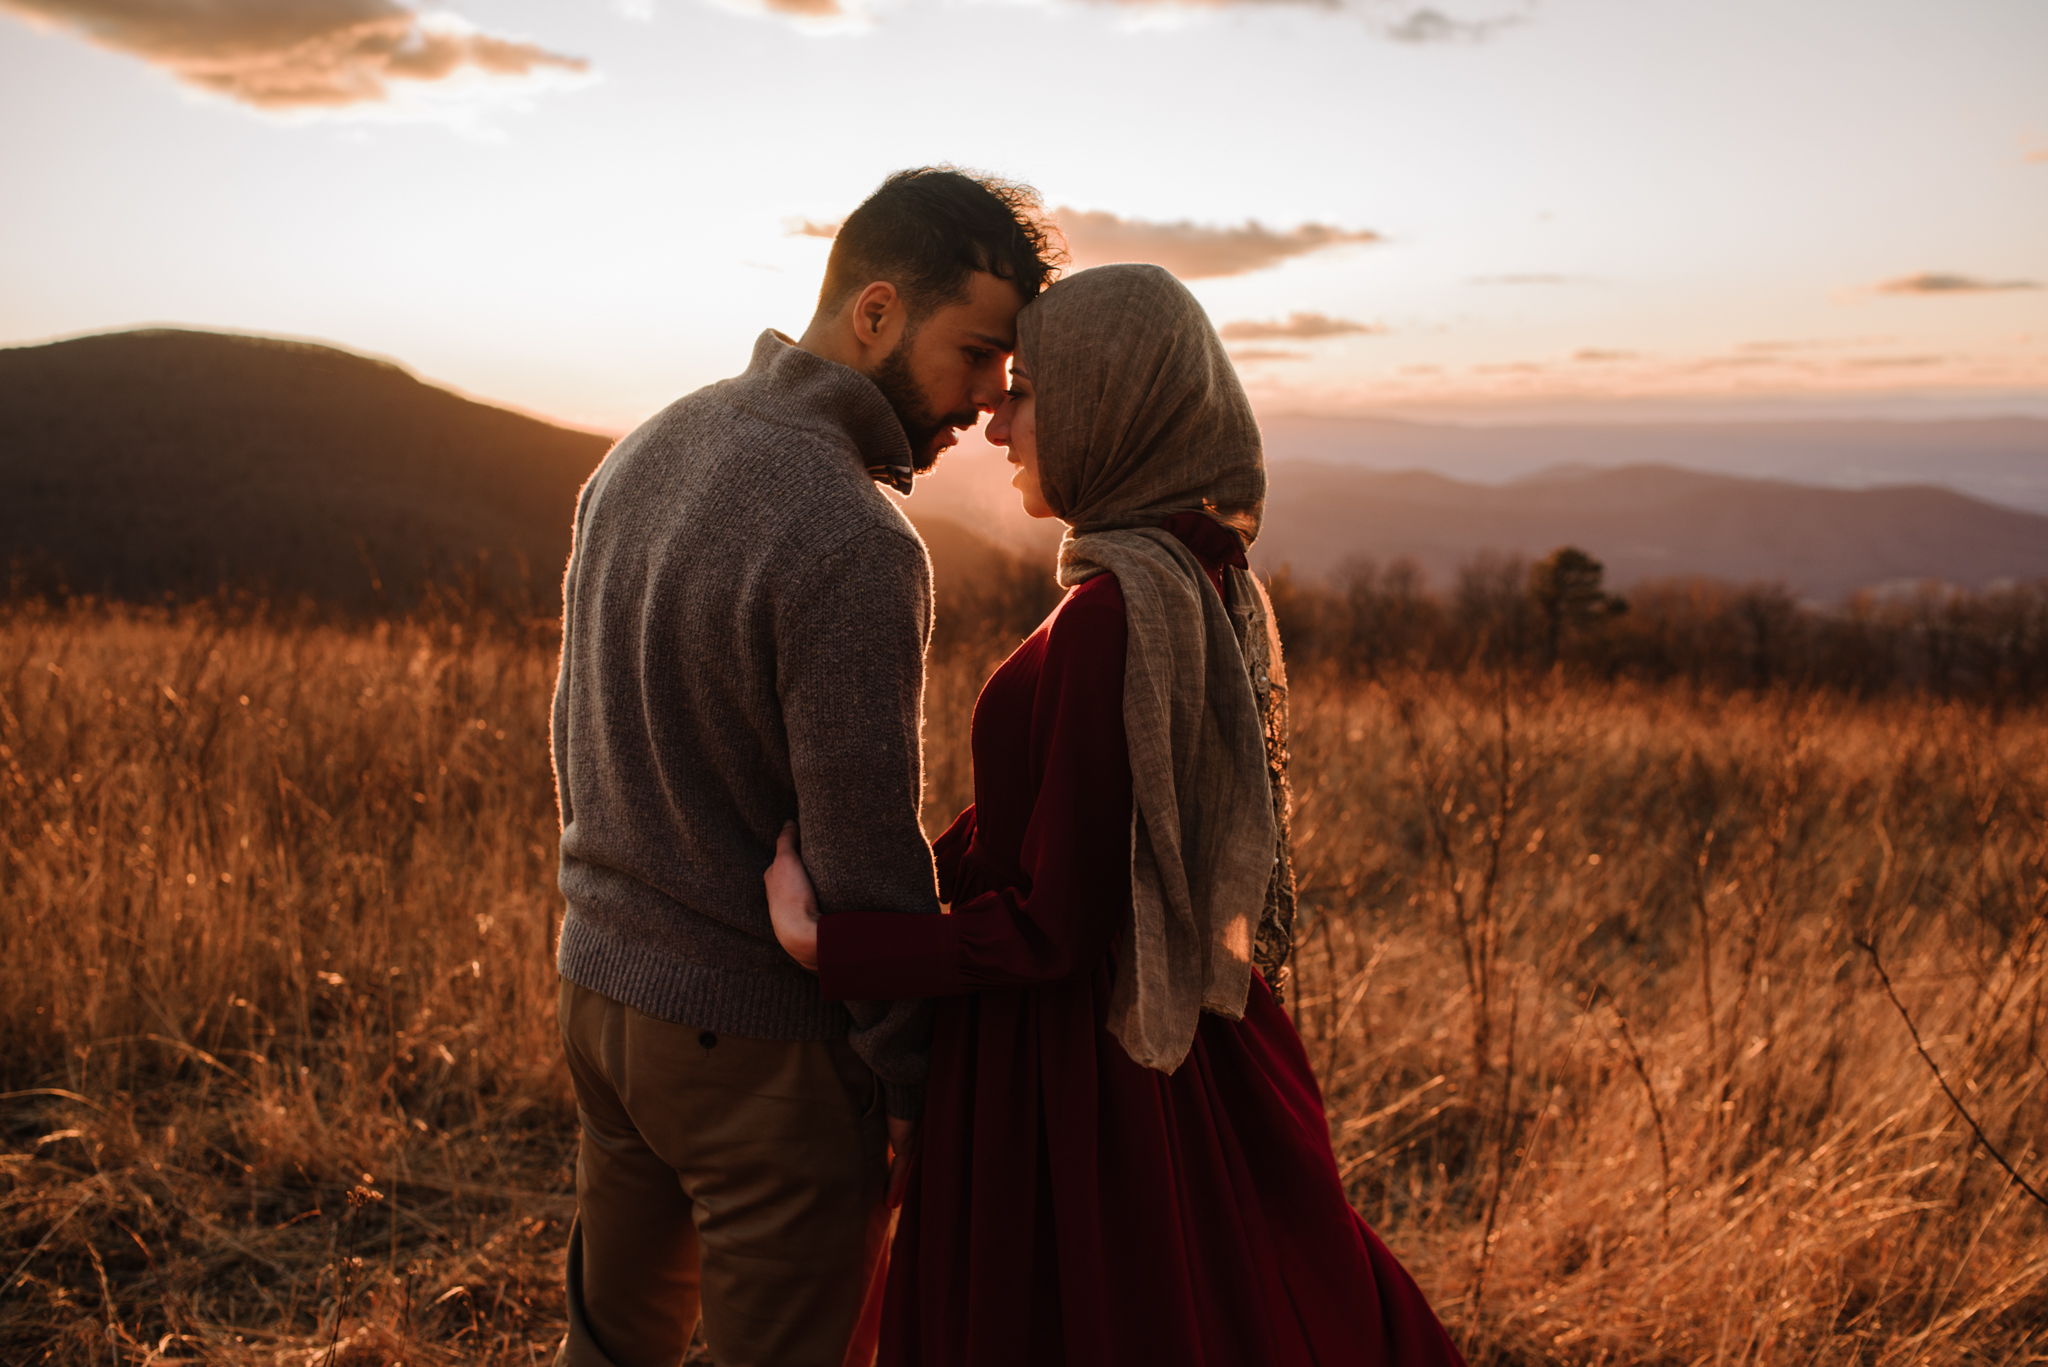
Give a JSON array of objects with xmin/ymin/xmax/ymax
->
[{"xmin": 986, "ymin": 358, "xmax": 1055, "ymax": 519}]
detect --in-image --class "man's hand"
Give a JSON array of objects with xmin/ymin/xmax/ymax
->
[
  {"xmin": 764, "ymin": 821, "xmax": 820, "ymax": 971},
  {"xmin": 887, "ymin": 1115, "xmax": 919, "ymax": 1208}
]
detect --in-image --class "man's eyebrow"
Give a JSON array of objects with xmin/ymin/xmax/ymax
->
[{"xmin": 964, "ymin": 331, "xmax": 1016, "ymax": 351}]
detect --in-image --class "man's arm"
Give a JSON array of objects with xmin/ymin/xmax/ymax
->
[{"xmin": 777, "ymin": 522, "xmax": 940, "ymax": 1118}]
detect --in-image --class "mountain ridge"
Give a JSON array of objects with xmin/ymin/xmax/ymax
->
[
  {"xmin": 1255, "ymin": 412, "xmax": 2048, "ymax": 513},
  {"xmin": 1, "ymin": 328, "xmax": 614, "ymax": 608},
  {"xmin": 6, "ymin": 327, "xmax": 2047, "ymax": 611},
  {"xmin": 1252, "ymin": 460, "xmax": 2048, "ymax": 598}
]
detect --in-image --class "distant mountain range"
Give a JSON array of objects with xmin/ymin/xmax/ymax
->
[
  {"xmin": 4, "ymin": 327, "xmax": 2046, "ymax": 611},
  {"xmin": 908, "ymin": 429, "xmax": 2048, "ymax": 599},
  {"xmin": 1252, "ymin": 462, "xmax": 2048, "ymax": 600},
  {"xmin": 1256, "ymin": 413, "xmax": 2048, "ymax": 514}
]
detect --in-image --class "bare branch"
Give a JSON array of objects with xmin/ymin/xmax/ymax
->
[{"xmin": 1857, "ymin": 935, "xmax": 2048, "ymax": 1213}]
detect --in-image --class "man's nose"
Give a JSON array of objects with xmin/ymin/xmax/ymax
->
[{"xmin": 971, "ymin": 360, "xmax": 1010, "ymax": 410}]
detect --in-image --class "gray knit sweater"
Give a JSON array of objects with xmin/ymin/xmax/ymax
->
[{"xmin": 552, "ymin": 329, "xmax": 939, "ymax": 1119}]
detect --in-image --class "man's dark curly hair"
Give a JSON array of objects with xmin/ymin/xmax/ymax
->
[{"xmin": 817, "ymin": 167, "xmax": 1066, "ymax": 319}]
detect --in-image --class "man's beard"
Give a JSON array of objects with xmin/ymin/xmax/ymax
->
[{"xmin": 870, "ymin": 330, "xmax": 979, "ymax": 473}]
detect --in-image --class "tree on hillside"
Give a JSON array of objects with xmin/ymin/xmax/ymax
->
[
  {"xmin": 1335, "ymin": 555, "xmax": 1436, "ymax": 677},
  {"xmin": 1456, "ymin": 552, "xmax": 1541, "ymax": 665},
  {"xmin": 1529, "ymin": 546, "xmax": 1626, "ymax": 667}
]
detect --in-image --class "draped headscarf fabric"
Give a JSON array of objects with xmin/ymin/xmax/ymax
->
[{"xmin": 1019, "ymin": 263, "xmax": 1297, "ymax": 1074}]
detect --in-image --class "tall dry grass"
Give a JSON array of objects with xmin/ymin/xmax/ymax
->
[
  {"xmin": 3, "ymin": 600, "xmax": 2045, "ymax": 1364},
  {"xmin": 1281, "ymin": 669, "xmax": 2048, "ymax": 1363},
  {"xmin": 1, "ymin": 602, "xmax": 571, "ymax": 1365}
]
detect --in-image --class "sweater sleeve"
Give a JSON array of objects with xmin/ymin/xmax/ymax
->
[
  {"xmin": 817, "ymin": 579, "xmax": 1134, "ymax": 999},
  {"xmin": 778, "ymin": 521, "xmax": 940, "ymax": 1118}
]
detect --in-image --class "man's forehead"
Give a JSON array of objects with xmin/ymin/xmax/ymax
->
[
  {"xmin": 929, "ymin": 311, "xmax": 1016, "ymax": 352},
  {"xmin": 935, "ymin": 270, "xmax": 1025, "ymax": 349}
]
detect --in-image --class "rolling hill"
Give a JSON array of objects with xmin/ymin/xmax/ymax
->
[
  {"xmin": 0, "ymin": 328, "xmax": 614, "ymax": 609},
  {"xmin": 1250, "ymin": 462, "xmax": 2048, "ymax": 600},
  {"xmin": 1256, "ymin": 413, "xmax": 2048, "ymax": 514},
  {"xmin": 6, "ymin": 327, "xmax": 2047, "ymax": 612}
]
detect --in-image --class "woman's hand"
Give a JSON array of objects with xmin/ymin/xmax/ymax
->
[{"xmin": 765, "ymin": 820, "xmax": 821, "ymax": 971}]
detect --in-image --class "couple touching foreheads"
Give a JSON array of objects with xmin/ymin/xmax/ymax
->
[{"xmin": 549, "ymin": 168, "xmax": 1466, "ymax": 1367}]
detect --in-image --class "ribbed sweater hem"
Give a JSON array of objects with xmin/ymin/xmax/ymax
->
[
  {"xmin": 557, "ymin": 906, "xmax": 852, "ymax": 1040},
  {"xmin": 881, "ymin": 1082, "xmax": 924, "ymax": 1121}
]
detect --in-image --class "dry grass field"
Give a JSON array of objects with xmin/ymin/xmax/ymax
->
[{"xmin": 3, "ymin": 600, "xmax": 2044, "ymax": 1365}]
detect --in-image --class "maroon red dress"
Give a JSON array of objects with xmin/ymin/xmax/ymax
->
[{"xmin": 817, "ymin": 519, "xmax": 1466, "ymax": 1367}]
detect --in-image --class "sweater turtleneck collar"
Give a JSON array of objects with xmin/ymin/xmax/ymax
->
[{"xmin": 740, "ymin": 330, "xmax": 917, "ymax": 495}]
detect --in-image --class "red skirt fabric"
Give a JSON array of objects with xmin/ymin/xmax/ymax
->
[
  {"xmin": 879, "ymin": 868, "xmax": 1465, "ymax": 1367},
  {"xmin": 819, "ymin": 549, "xmax": 1466, "ymax": 1367}
]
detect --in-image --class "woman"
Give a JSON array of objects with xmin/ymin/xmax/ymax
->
[{"xmin": 767, "ymin": 264, "xmax": 1466, "ymax": 1367}]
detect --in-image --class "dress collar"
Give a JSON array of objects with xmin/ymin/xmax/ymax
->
[{"xmin": 1159, "ymin": 511, "xmax": 1249, "ymax": 572}]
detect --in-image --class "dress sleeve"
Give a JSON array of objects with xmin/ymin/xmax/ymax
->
[
  {"xmin": 931, "ymin": 804, "xmax": 976, "ymax": 907},
  {"xmin": 817, "ymin": 579, "xmax": 1134, "ymax": 1000}
]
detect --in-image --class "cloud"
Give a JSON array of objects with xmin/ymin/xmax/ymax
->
[
  {"xmin": 784, "ymin": 218, "xmax": 843, "ymax": 239},
  {"xmin": 0, "ymin": 0, "xmax": 587, "ymax": 111},
  {"xmin": 1055, "ymin": 208, "xmax": 1381, "ymax": 280},
  {"xmin": 1468, "ymin": 273, "xmax": 1580, "ymax": 285},
  {"xmin": 1381, "ymin": 7, "xmax": 1517, "ymax": 42},
  {"xmin": 1876, "ymin": 272, "xmax": 2042, "ymax": 295},
  {"xmin": 1693, "ymin": 355, "xmax": 1786, "ymax": 371},
  {"xmin": 1059, "ymin": 0, "xmax": 1521, "ymax": 40},
  {"xmin": 752, "ymin": 0, "xmax": 846, "ymax": 18},
  {"xmin": 1228, "ymin": 348, "xmax": 1311, "ymax": 363},
  {"xmin": 1847, "ymin": 354, "xmax": 1948, "ymax": 369},
  {"xmin": 1219, "ymin": 312, "xmax": 1382, "ymax": 341},
  {"xmin": 1737, "ymin": 335, "xmax": 1895, "ymax": 353},
  {"xmin": 1572, "ymin": 349, "xmax": 1635, "ymax": 362},
  {"xmin": 2028, "ymin": 145, "xmax": 2048, "ymax": 165}
]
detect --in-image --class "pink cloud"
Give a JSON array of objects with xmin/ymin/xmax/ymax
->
[
  {"xmin": 1219, "ymin": 312, "xmax": 1382, "ymax": 341},
  {"xmin": 1876, "ymin": 272, "xmax": 2041, "ymax": 295},
  {"xmin": 0, "ymin": 0, "xmax": 586, "ymax": 109},
  {"xmin": 1055, "ymin": 208, "xmax": 1381, "ymax": 280}
]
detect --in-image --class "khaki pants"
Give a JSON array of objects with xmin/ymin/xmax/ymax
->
[{"xmin": 556, "ymin": 979, "xmax": 890, "ymax": 1367}]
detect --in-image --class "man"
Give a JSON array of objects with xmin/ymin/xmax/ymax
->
[{"xmin": 549, "ymin": 168, "xmax": 1063, "ymax": 1367}]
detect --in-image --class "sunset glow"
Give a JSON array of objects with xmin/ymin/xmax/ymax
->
[{"xmin": 1, "ymin": 0, "xmax": 2043, "ymax": 432}]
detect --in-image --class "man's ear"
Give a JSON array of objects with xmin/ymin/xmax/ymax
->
[{"xmin": 850, "ymin": 281, "xmax": 904, "ymax": 360}]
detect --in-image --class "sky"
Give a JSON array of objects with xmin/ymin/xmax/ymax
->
[{"xmin": 1, "ymin": 0, "xmax": 2044, "ymax": 435}]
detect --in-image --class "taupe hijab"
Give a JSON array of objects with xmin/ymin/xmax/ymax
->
[{"xmin": 1020, "ymin": 263, "xmax": 1298, "ymax": 1074}]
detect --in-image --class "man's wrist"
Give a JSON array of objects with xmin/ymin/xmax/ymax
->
[{"xmin": 882, "ymin": 1081, "xmax": 925, "ymax": 1121}]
